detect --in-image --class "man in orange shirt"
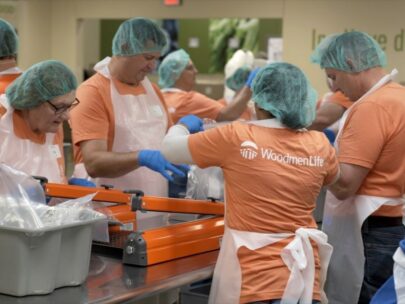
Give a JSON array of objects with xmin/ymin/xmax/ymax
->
[
  {"xmin": 0, "ymin": 60, "xmax": 77, "ymax": 183},
  {"xmin": 158, "ymin": 49, "xmax": 255, "ymax": 124},
  {"xmin": 0, "ymin": 18, "xmax": 22, "ymax": 94},
  {"xmin": 70, "ymin": 18, "xmax": 185, "ymax": 231},
  {"xmin": 312, "ymin": 31, "xmax": 405, "ymax": 303},
  {"xmin": 162, "ymin": 63, "xmax": 338, "ymax": 303}
]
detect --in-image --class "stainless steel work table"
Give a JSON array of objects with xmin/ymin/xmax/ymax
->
[{"xmin": 0, "ymin": 250, "xmax": 218, "ymax": 304}]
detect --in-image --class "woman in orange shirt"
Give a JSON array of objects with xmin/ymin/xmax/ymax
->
[
  {"xmin": 162, "ymin": 62, "xmax": 339, "ymax": 303},
  {"xmin": 158, "ymin": 49, "xmax": 253, "ymax": 123},
  {"xmin": 0, "ymin": 60, "xmax": 78, "ymax": 183}
]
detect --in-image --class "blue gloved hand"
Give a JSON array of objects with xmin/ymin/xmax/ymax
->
[
  {"xmin": 138, "ymin": 150, "xmax": 186, "ymax": 182},
  {"xmin": 178, "ymin": 114, "xmax": 204, "ymax": 134},
  {"xmin": 323, "ymin": 128, "xmax": 336, "ymax": 145},
  {"xmin": 245, "ymin": 68, "xmax": 261, "ymax": 88},
  {"xmin": 176, "ymin": 164, "xmax": 190, "ymax": 173},
  {"xmin": 68, "ymin": 178, "xmax": 96, "ymax": 187}
]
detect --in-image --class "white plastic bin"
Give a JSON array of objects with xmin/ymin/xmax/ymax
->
[{"xmin": 0, "ymin": 218, "xmax": 100, "ymax": 296}]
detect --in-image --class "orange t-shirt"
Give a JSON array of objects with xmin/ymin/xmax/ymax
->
[
  {"xmin": 338, "ymin": 82, "xmax": 405, "ymax": 216},
  {"xmin": 0, "ymin": 105, "xmax": 66, "ymax": 182},
  {"xmin": 70, "ymin": 73, "xmax": 172, "ymax": 163},
  {"xmin": 328, "ymin": 91, "xmax": 353, "ymax": 109},
  {"xmin": 188, "ymin": 121, "xmax": 338, "ymax": 302},
  {"xmin": 163, "ymin": 90, "xmax": 223, "ymax": 123},
  {"xmin": 0, "ymin": 73, "xmax": 21, "ymax": 94},
  {"xmin": 217, "ymin": 97, "xmax": 253, "ymax": 120}
]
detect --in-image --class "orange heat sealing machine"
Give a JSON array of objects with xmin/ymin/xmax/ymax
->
[{"xmin": 43, "ymin": 182, "xmax": 224, "ymax": 266}]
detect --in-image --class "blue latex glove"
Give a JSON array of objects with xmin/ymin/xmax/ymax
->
[
  {"xmin": 245, "ymin": 68, "xmax": 261, "ymax": 88},
  {"xmin": 323, "ymin": 128, "xmax": 336, "ymax": 145},
  {"xmin": 176, "ymin": 164, "xmax": 190, "ymax": 173},
  {"xmin": 138, "ymin": 150, "xmax": 185, "ymax": 182},
  {"xmin": 370, "ymin": 276, "xmax": 396, "ymax": 304},
  {"xmin": 400, "ymin": 239, "xmax": 405, "ymax": 253},
  {"xmin": 68, "ymin": 178, "xmax": 96, "ymax": 187},
  {"xmin": 178, "ymin": 114, "xmax": 204, "ymax": 134}
]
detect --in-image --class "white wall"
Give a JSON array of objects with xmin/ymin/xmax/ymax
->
[
  {"xmin": 78, "ymin": 19, "xmax": 100, "ymax": 73},
  {"xmin": 5, "ymin": 0, "xmax": 405, "ymax": 95}
]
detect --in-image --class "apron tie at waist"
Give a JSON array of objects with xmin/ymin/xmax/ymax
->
[
  {"xmin": 208, "ymin": 227, "xmax": 332, "ymax": 304},
  {"xmin": 281, "ymin": 228, "xmax": 332, "ymax": 304},
  {"xmin": 393, "ymin": 242, "xmax": 405, "ymax": 302}
]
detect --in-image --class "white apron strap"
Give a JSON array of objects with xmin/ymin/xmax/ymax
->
[
  {"xmin": 394, "ymin": 242, "xmax": 405, "ymax": 304},
  {"xmin": 281, "ymin": 228, "xmax": 333, "ymax": 304},
  {"xmin": 323, "ymin": 193, "xmax": 404, "ymax": 303}
]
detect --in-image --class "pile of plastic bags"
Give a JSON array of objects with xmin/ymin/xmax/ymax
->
[{"xmin": 0, "ymin": 163, "xmax": 106, "ymax": 232}]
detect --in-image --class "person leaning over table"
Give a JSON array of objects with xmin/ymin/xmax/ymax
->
[
  {"xmin": 161, "ymin": 62, "xmax": 339, "ymax": 303},
  {"xmin": 0, "ymin": 60, "xmax": 78, "ymax": 183},
  {"xmin": 69, "ymin": 17, "xmax": 186, "ymax": 233},
  {"xmin": 69, "ymin": 17, "xmax": 185, "ymax": 192},
  {"xmin": 311, "ymin": 31, "xmax": 405, "ymax": 304}
]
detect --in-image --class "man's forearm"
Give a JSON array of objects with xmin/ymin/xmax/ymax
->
[
  {"xmin": 83, "ymin": 150, "xmax": 139, "ymax": 178},
  {"xmin": 217, "ymin": 87, "xmax": 252, "ymax": 121}
]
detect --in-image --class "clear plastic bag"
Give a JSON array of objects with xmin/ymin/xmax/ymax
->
[
  {"xmin": 186, "ymin": 165, "xmax": 224, "ymax": 202},
  {"xmin": 0, "ymin": 164, "xmax": 108, "ymax": 241},
  {"xmin": 0, "ymin": 163, "xmax": 46, "ymax": 229}
]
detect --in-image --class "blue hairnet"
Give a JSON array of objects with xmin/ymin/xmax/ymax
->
[
  {"xmin": 6, "ymin": 60, "xmax": 77, "ymax": 109},
  {"xmin": 226, "ymin": 66, "xmax": 251, "ymax": 91},
  {"xmin": 112, "ymin": 17, "xmax": 168, "ymax": 56},
  {"xmin": 158, "ymin": 49, "xmax": 190, "ymax": 89},
  {"xmin": 252, "ymin": 62, "xmax": 317, "ymax": 129},
  {"xmin": 311, "ymin": 31, "xmax": 386, "ymax": 72},
  {"xmin": 0, "ymin": 18, "xmax": 18, "ymax": 57}
]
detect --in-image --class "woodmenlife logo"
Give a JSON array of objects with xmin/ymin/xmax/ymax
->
[{"xmin": 240, "ymin": 140, "xmax": 325, "ymax": 167}]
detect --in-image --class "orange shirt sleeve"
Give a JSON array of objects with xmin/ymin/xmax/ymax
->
[
  {"xmin": 70, "ymin": 81, "xmax": 110, "ymax": 147},
  {"xmin": 338, "ymin": 102, "xmax": 387, "ymax": 168},
  {"xmin": 178, "ymin": 91, "xmax": 224, "ymax": 122},
  {"xmin": 188, "ymin": 124, "xmax": 233, "ymax": 168}
]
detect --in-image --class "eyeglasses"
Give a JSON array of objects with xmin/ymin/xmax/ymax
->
[{"xmin": 46, "ymin": 98, "xmax": 80, "ymax": 115}]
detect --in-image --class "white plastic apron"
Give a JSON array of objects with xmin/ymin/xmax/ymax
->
[
  {"xmin": 75, "ymin": 57, "xmax": 169, "ymax": 229},
  {"xmin": 0, "ymin": 95, "xmax": 64, "ymax": 183},
  {"xmin": 393, "ymin": 244, "xmax": 405, "ymax": 303},
  {"xmin": 323, "ymin": 69, "xmax": 404, "ymax": 304},
  {"xmin": 209, "ymin": 226, "xmax": 332, "ymax": 304}
]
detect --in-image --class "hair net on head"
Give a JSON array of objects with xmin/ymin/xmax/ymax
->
[
  {"xmin": 226, "ymin": 66, "xmax": 251, "ymax": 91},
  {"xmin": 311, "ymin": 31, "xmax": 386, "ymax": 72},
  {"xmin": 112, "ymin": 17, "xmax": 168, "ymax": 56},
  {"xmin": 0, "ymin": 18, "xmax": 18, "ymax": 58},
  {"xmin": 158, "ymin": 49, "xmax": 190, "ymax": 89},
  {"xmin": 252, "ymin": 62, "xmax": 317, "ymax": 129},
  {"xmin": 6, "ymin": 60, "xmax": 77, "ymax": 110}
]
